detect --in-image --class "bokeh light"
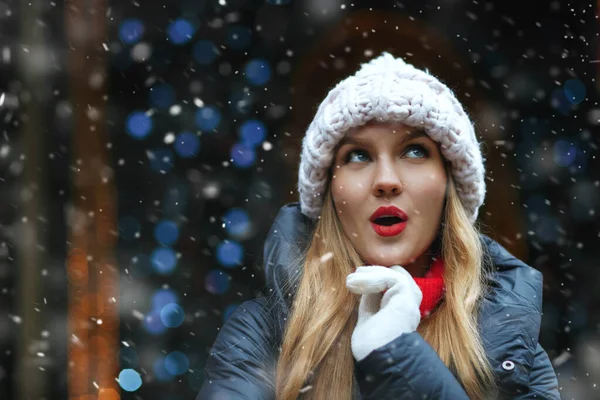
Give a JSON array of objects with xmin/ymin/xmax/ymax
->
[
  {"xmin": 153, "ymin": 356, "xmax": 175, "ymax": 382},
  {"xmin": 239, "ymin": 120, "xmax": 266, "ymax": 148},
  {"xmin": 229, "ymin": 89, "xmax": 255, "ymax": 115},
  {"xmin": 160, "ymin": 303, "xmax": 185, "ymax": 328},
  {"xmin": 564, "ymin": 79, "xmax": 586, "ymax": 105},
  {"xmin": 216, "ymin": 240, "xmax": 244, "ymax": 268},
  {"xmin": 534, "ymin": 215, "xmax": 561, "ymax": 244},
  {"xmin": 192, "ymin": 40, "xmax": 218, "ymax": 65},
  {"xmin": 154, "ymin": 220, "xmax": 180, "ymax": 246},
  {"xmin": 227, "ymin": 26, "xmax": 252, "ymax": 50},
  {"xmin": 553, "ymin": 140, "xmax": 577, "ymax": 167},
  {"xmin": 231, "ymin": 143, "xmax": 256, "ymax": 168},
  {"xmin": 149, "ymin": 83, "xmax": 176, "ymax": 109},
  {"xmin": 550, "ymin": 87, "xmax": 572, "ymax": 115},
  {"xmin": 195, "ymin": 106, "xmax": 221, "ymax": 131},
  {"xmin": 174, "ymin": 131, "xmax": 200, "ymax": 158},
  {"xmin": 222, "ymin": 208, "xmax": 251, "ymax": 238},
  {"xmin": 144, "ymin": 310, "xmax": 168, "ymax": 335},
  {"xmin": 244, "ymin": 58, "xmax": 272, "ymax": 86},
  {"xmin": 164, "ymin": 351, "xmax": 190, "ymax": 376},
  {"xmin": 150, "ymin": 247, "xmax": 178, "ymax": 275},
  {"xmin": 118, "ymin": 369, "xmax": 142, "ymax": 392},
  {"xmin": 151, "ymin": 288, "xmax": 179, "ymax": 310},
  {"xmin": 266, "ymin": 0, "xmax": 292, "ymax": 4},
  {"xmin": 148, "ymin": 148, "xmax": 174, "ymax": 173},
  {"xmin": 119, "ymin": 19, "xmax": 145, "ymax": 44},
  {"xmin": 205, "ymin": 269, "xmax": 231, "ymax": 295},
  {"xmin": 126, "ymin": 111, "xmax": 153, "ymax": 139},
  {"xmin": 167, "ymin": 18, "xmax": 196, "ymax": 45}
]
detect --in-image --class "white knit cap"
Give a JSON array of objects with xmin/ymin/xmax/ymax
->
[{"xmin": 297, "ymin": 52, "xmax": 486, "ymax": 224}]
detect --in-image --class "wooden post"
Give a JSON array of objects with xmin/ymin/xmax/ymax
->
[{"xmin": 65, "ymin": 0, "xmax": 120, "ymax": 398}]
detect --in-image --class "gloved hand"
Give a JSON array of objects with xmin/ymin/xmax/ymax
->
[{"xmin": 346, "ymin": 265, "xmax": 423, "ymax": 362}]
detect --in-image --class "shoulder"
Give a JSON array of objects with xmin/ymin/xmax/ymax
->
[
  {"xmin": 480, "ymin": 234, "xmax": 543, "ymax": 312},
  {"xmin": 209, "ymin": 297, "xmax": 279, "ymax": 360},
  {"xmin": 199, "ymin": 297, "xmax": 280, "ymax": 399}
]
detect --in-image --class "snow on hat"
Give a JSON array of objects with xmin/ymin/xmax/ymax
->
[{"xmin": 297, "ymin": 52, "xmax": 486, "ymax": 224}]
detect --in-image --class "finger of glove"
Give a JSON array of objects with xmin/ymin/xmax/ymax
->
[
  {"xmin": 380, "ymin": 268, "xmax": 423, "ymax": 310},
  {"xmin": 346, "ymin": 266, "xmax": 400, "ymax": 294},
  {"xmin": 387, "ymin": 265, "xmax": 423, "ymax": 300},
  {"xmin": 357, "ymin": 292, "xmax": 381, "ymax": 321}
]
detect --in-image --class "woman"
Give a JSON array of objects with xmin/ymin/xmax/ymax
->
[{"xmin": 197, "ymin": 53, "xmax": 560, "ymax": 399}]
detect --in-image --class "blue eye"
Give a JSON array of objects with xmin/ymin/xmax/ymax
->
[
  {"xmin": 344, "ymin": 149, "xmax": 370, "ymax": 164},
  {"xmin": 405, "ymin": 145, "xmax": 429, "ymax": 158}
]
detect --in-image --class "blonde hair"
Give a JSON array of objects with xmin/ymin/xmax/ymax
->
[{"xmin": 275, "ymin": 164, "xmax": 497, "ymax": 399}]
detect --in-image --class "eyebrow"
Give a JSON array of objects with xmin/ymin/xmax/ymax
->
[{"xmin": 337, "ymin": 129, "xmax": 428, "ymax": 149}]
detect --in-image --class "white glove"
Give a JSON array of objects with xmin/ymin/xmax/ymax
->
[{"xmin": 346, "ymin": 265, "xmax": 423, "ymax": 362}]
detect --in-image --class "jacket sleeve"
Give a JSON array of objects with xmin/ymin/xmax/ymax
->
[
  {"xmin": 513, "ymin": 343, "xmax": 560, "ymax": 400},
  {"xmin": 196, "ymin": 297, "xmax": 277, "ymax": 400},
  {"xmin": 355, "ymin": 331, "xmax": 469, "ymax": 400}
]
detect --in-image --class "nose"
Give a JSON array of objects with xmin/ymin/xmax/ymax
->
[{"xmin": 372, "ymin": 159, "xmax": 403, "ymax": 197}]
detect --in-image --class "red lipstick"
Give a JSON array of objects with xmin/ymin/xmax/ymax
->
[{"xmin": 369, "ymin": 206, "xmax": 408, "ymax": 237}]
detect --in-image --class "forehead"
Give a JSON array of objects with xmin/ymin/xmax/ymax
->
[{"xmin": 338, "ymin": 122, "xmax": 430, "ymax": 147}]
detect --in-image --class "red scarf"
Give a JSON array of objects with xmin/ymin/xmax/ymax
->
[{"xmin": 413, "ymin": 256, "xmax": 445, "ymax": 319}]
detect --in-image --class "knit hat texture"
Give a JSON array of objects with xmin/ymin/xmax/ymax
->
[{"xmin": 297, "ymin": 52, "xmax": 486, "ymax": 224}]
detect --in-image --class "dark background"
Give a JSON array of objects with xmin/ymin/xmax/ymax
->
[{"xmin": 0, "ymin": 0, "xmax": 598, "ymax": 398}]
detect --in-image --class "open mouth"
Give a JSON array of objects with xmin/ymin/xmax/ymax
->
[{"xmin": 373, "ymin": 216, "xmax": 405, "ymax": 226}]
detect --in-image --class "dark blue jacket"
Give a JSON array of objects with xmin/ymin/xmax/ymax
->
[{"xmin": 197, "ymin": 203, "xmax": 560, "ymax": 399}]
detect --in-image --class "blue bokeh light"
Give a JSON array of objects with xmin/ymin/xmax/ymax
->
[
  {"xmin": 551, "ymin": 88, "xmax": 572, "ymax": 115},
  {"xmin": 564, "ymin": 79, "xmax": 586, "ymax": 105},
  {"xmin": 223, "ymin": 303, "xmax": 240, "ymax": 322},
  {"xmin": 227, "ymin": 26, "xmax": 252, "ymax": 50},
  {"xmin": 174, "ymin": 132, "xmax": 200, "ymax": 158},
  {"xmin": 164, "ymin": 351, "xmax": 190, "ymax": 376},
  {"xmin": 126, "ymin": 111, "xmax": 153, "ymax": 139},
  {"xmin": 205, "ymin": 269, "xmax": 231, "ymax": 295},
  {"xmin": 195, "ymin": 106, "xmax": 221, "ymax": 131},
  {"xmin": 167, "ymin": 18, "xmax": 196, "ymax": 45},
  {"xmin": 149, "ymin": 83, "xmax": 176, "ymax": 109},
  {"xmin": 229, "ymin": 89, "xmax": 254, "ymax": 115},
  {"xmin": 148, "ymin": 148, "xmax": 174, "ymax": 173},
  {"xmin": 160, "ymin": 303, "xmax": 185, "ymax": 328},
  {"xmin": 223, "ymin": 208, "xmax": 250, "ymax": 237},
  {"xmin": 152, "ymin": 288, "xmax": 179, "ymax": 310},
  {"xmin": 192, "ymin": 40, "xmax": 218, "ymax": 65},
  {"xmin": 244, "ymin": 58, "xmax": 272, "ymax": 86},
  {"xmin": 119, "ymin": 19, "xmax": 145, "ymax": 44},
  {"xmin": 150, "ymin": 247, "xmax": 178, "ymax": 275},
  {"xmin": 153, "ymin": 356, "xmax": 174, "ymax": 382},
  {"xmin": 154, "ymin": 220, "xmax": 179, "ymax": 246},
  {"xmin": 216, "ymin": 240, "xmax": 244, "ymax": 268},
  {"xmin": 231, "ymin": 143, "xmax": 256, "ymax": 168},
  {"xmin": 553, "ymin": 140, "xmax": 577, "ymax": 167},
  {"xmin": 119, "ymin": 216, "xmax": 140, "ymax": 242},
  {"xmin": 535, "ymin": 216, "xmax": 561, "ymax": 244},
  {"xmin": 144, "ymin": 310, "xmax": 167, "ymax": 335},
  {"xmin": 239, "ymin": 120, "xmax": 266, "ymax": 148},
  {"xmin": 118, "ymin": 369, "xmax": 143, "ymax": 392}
]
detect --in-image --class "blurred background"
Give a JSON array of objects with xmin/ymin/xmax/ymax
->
[{"xmin": 0, "ymin": 0, "xmax": 598, "ymax": 399}]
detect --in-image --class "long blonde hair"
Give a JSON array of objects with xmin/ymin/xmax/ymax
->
[{"xmin": 275, "ymin": 164, "xmax": 497, "ymax": 399}]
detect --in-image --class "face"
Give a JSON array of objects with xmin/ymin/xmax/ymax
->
[{"xmin": 330, "ymin": 122, "xmax": 448, "ymax": 275}]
